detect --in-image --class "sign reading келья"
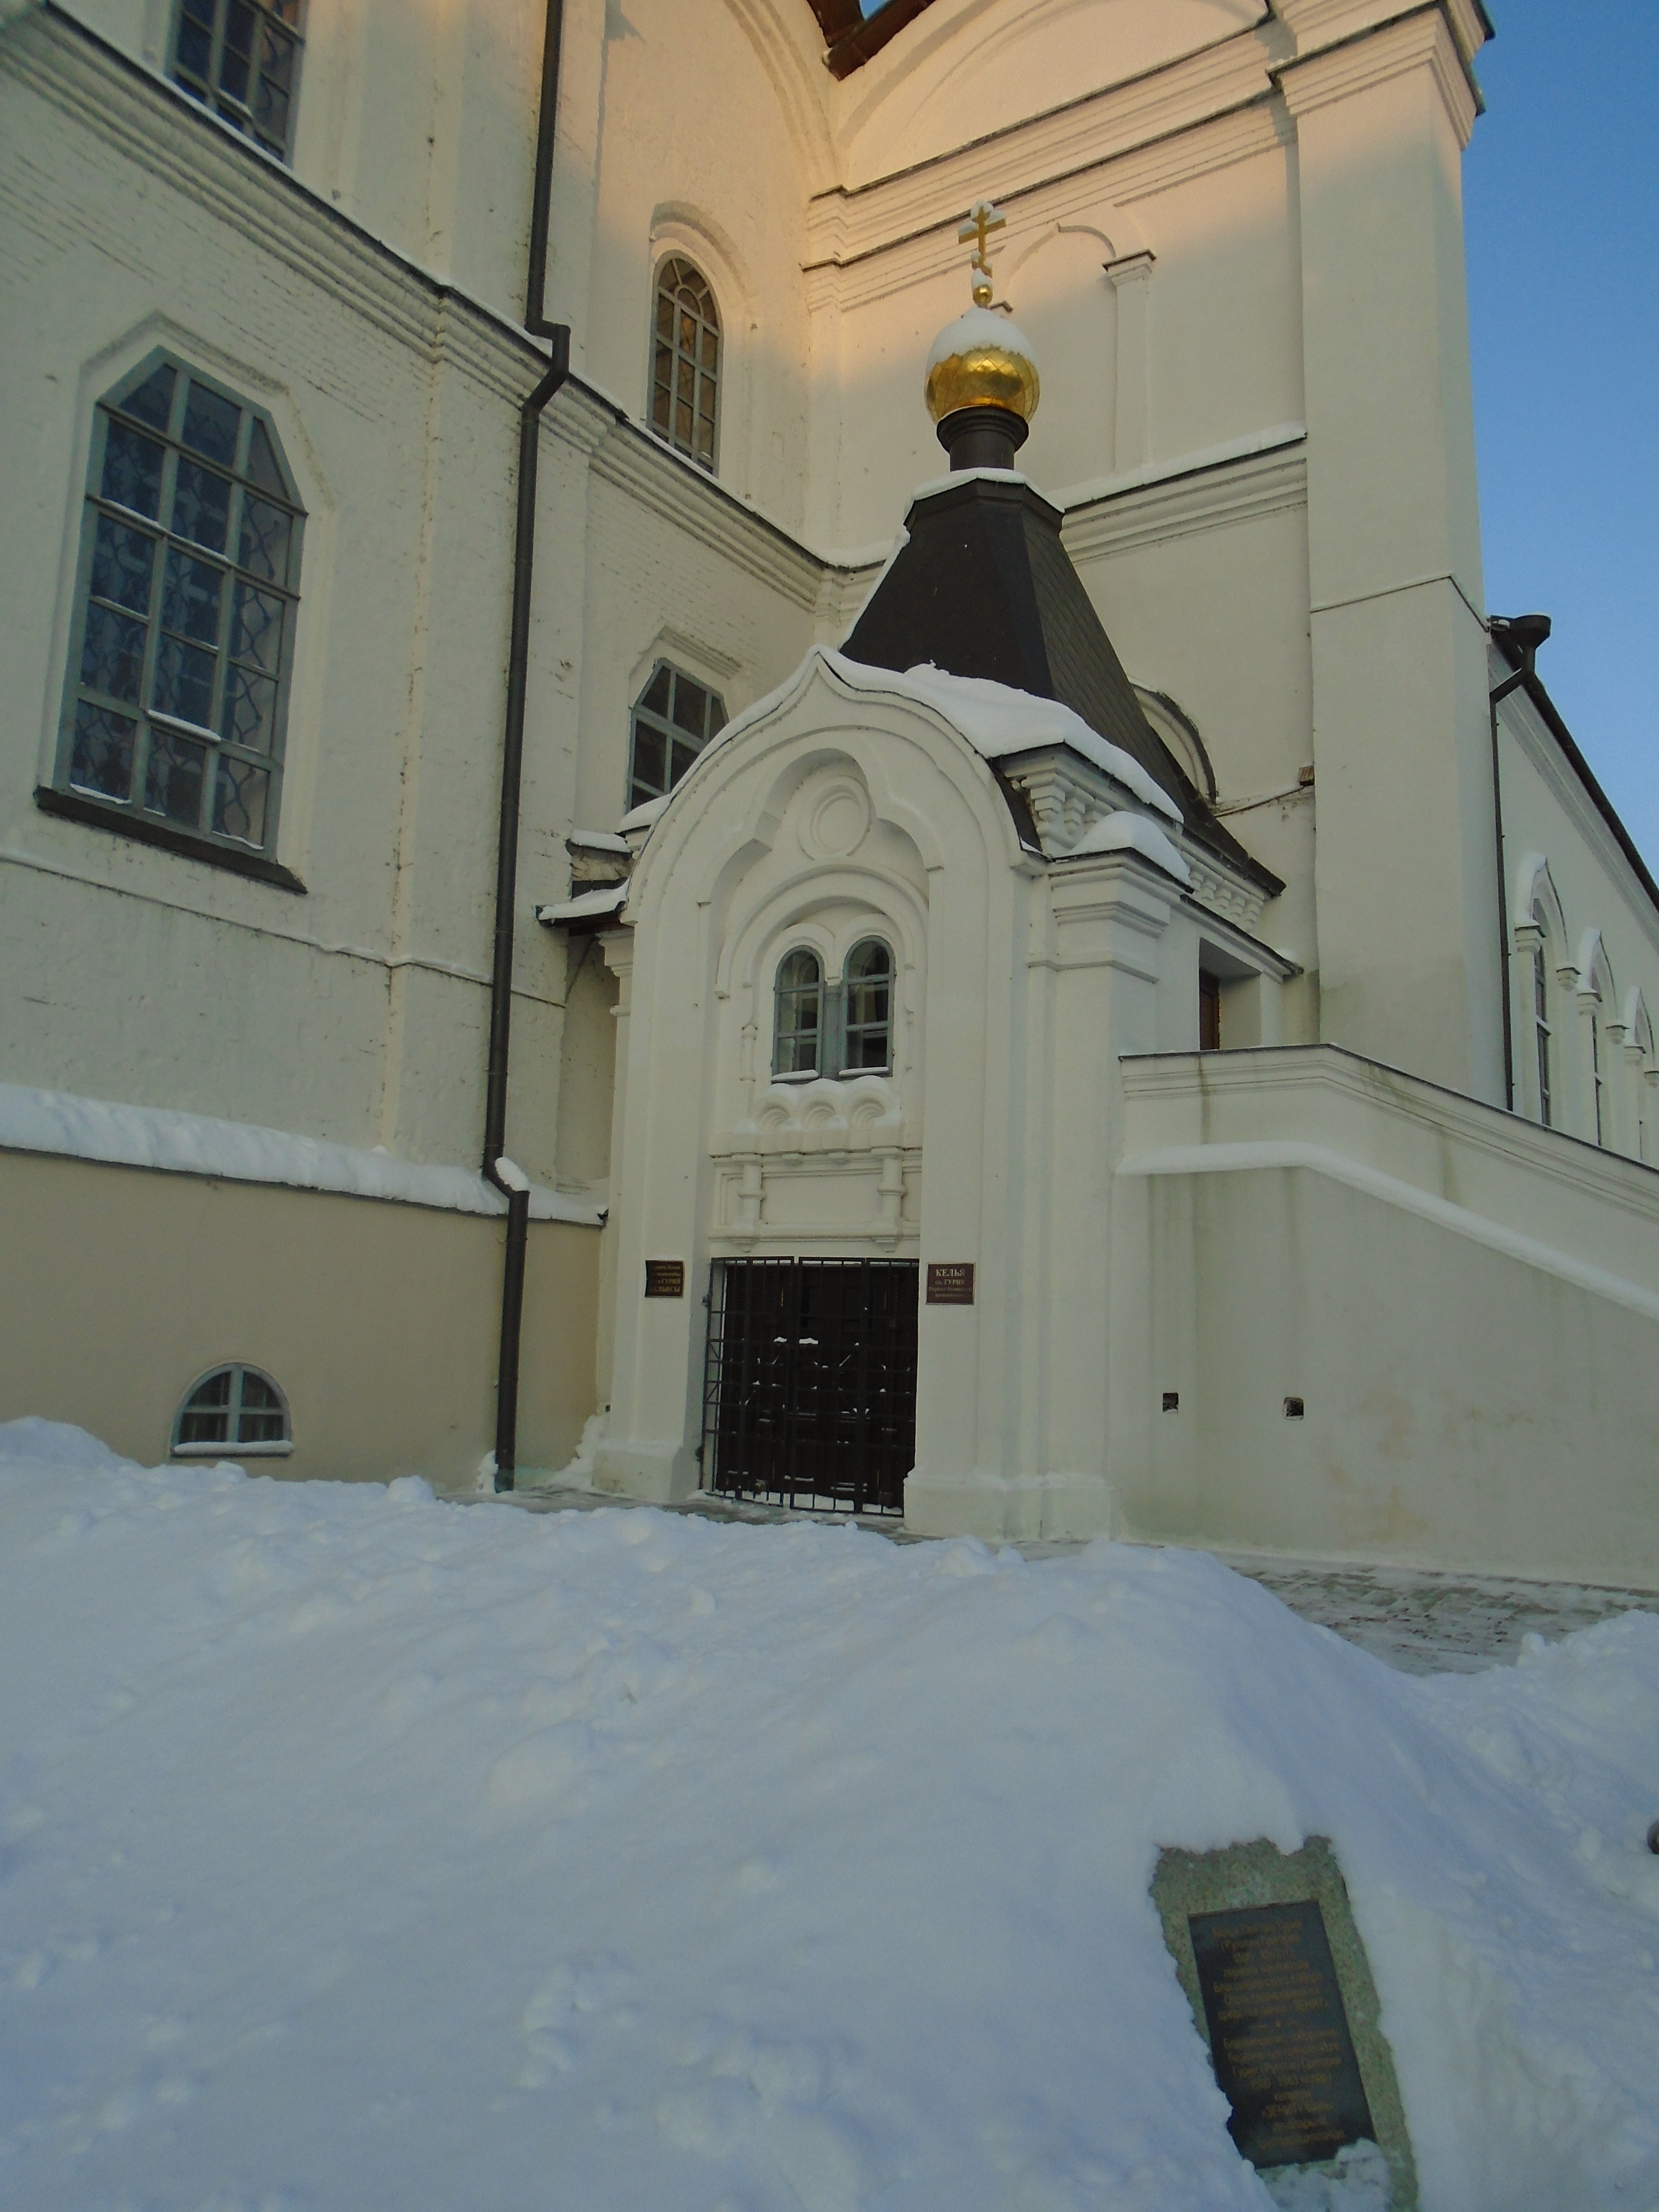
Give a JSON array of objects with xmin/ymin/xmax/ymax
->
[{"xmin": 1152, "ymin": 1837, "xmax": 1417, "ymax": 2208}]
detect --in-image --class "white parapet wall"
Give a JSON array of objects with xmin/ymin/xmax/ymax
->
[{"xmin": 1111, "ymin": 1046, "xmax": 1659, "ymax": 1589}]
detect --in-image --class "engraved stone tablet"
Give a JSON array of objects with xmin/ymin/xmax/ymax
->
[
  {"xmin": 1152, "ymin": 1837, "xmax": 1417, "ymax": 2209},
  {"xmin": 925, "ymin": 1261, "xmax": 974, "ymax": 1305},
  {"xmin": 1189, "ymin": 1900, "xmax": 1374, "ymax": 2168},
  {"xmin": 644, "ymin": 1259, "xmax": 685, "ymax": 1298}
]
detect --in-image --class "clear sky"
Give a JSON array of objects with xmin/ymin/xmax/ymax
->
[{"xmin": 1467, "ymin": 1, "xmax": 1659, "ymax": 863}]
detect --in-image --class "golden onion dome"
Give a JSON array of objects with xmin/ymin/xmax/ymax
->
[{"xmin": 924, "ymin": 305, "xmax": 1041, "ymax": 426}]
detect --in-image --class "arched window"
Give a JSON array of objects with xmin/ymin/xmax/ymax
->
[
  {"xmin": 1590, "ymin": 1001, "xmax": 1606, "ymax": 1146},
  {"xmin": 842, "ymin": 939, "xmax": 894, "ymax": 1072},
  {"xmin": 172, "ymin": 1364, "xmax": 292, "ymax": 1456},
  {"xmin": 1531, "ymin": 932, "xmax": 1553, "ymax": 1128},
  {"xmin": 628, "ymin": 662, "xmax": 726, "ymax": 811},
  {"xmin": 51, "ymin": 353, "xmax": 304, "ymax": 873},
  {"xmin": 774, "ymin": 949, "xmax": 824, "ymax": 1077},
  {"xmin": 169, "ymin": 1, "xmax": 305, "ymax": 164},
  {"xmin": 650, "ymin": 258, "xmax": 721, "ymax": 470}
]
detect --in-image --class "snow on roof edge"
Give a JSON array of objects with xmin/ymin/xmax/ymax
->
[
  {"xmin": 613, "ymin": 647, "xmax": 1183, "ymax": 844},
  {"xmin": 0, "ymin": 1084, "xmax": 602, "ymax": 1226}
]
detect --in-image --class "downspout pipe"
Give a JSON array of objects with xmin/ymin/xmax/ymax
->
[
  {"xmin": 483, "ymin": 0, "xmax": 570, "ymax": 1492},
  {"xmin": 1488, "ymin": 613, "xmax": 1552, "ymax": 1115}
]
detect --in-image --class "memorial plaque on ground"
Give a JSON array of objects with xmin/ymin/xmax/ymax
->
[{"xmin": 1152, "ymin": 1837, "xmax": 1417, "ymax": 2209}]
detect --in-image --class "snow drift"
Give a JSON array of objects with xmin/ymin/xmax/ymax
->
[{"xmin": 1, "ymin": 1421, "xmax": 1657, "ymax": 2211}]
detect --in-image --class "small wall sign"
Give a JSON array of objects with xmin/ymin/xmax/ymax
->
[
  {"xmin": 644, "ymin": 1259, "xmax": 686, "ymax": 1298},
  {"xmin": 926, "ymin": 1262, "xmax": 975, "ymax": 1306}
]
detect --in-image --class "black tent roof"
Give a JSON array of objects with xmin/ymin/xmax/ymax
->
[{"xmin": 841, "ymin": 472, "xmax": 1281, "ymax": 895}]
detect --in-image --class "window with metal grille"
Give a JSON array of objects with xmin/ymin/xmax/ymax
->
[
  {"xmin": 172, "ymin": 1364, "xmax": 292, "ymax": 1455},
  {"xmin": 50, "ymin": 354, "xmax": 303, "ymax": 872},
  {"xmin": 772, "ymin": 939, "xmax": 894, "ymax": 1079},
  {"xmin": 628, "ymin": 661, "xmax": 725, "ymax": 811},
  {"xmin": 650, "ymin": 258, "xmax": 721, "ymax": 470},
  {"xmin": 170, "ymin": 0, "xmax": 305, "ymax": 162},
  {"xmin": 702, "ymin": 1258, "xmax": 918, "ymax": 1515}
]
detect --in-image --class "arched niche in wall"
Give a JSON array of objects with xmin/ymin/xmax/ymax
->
[
  {"xmin": 1133, "ymin": 686, "xmax": 1215, "ymax": 801},
  {"xmin": 1003, "ymin": 222, "xmax": 1121, "ymax": 492}
]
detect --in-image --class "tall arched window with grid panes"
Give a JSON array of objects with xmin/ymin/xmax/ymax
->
[
  {"xmin": 650, "ymin": 259, "xmax": 721, "ymax": 471},
  {"xmin": 49, "ymin": 354, "xmax": 304, "ymax": 876},
  {"xmin": 169, "ymin": 0, "xmax": 304, "ymax": 161}
]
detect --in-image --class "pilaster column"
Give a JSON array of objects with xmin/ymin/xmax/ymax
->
[
  {"xmin": 1280, "ymin": 12, "xmax": 1501, "ymax": 1101},
  {"xmin": 1104, "ymin": 251, "xmax": 1155, "ymax": 474}
]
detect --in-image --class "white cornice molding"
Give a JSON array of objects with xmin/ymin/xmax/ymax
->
[
  {"xmin": 1275, "ymin": 8, "xmax": 1480, "ymax": 149},
  {"xmin": 1277, "ymin": 0, "xmax": 1487, "ymax": 68},
  {"xmin": 588, "ymin": 427, "xmax": 826, "ymax": 616},
  {"xmin": 1062, "ymin": 437, "xmax": 1307, "ymax": 565},
  {"xmin": 805, "ymin": 31, "xmax": 1278, "ymax": 282},
  {"xmin": 805, "ymin": 105, "xmax": 1282, "ymax": 313},
  {"xmin": 4, "ymin": 7, "xmax": 553, "ymax": 405}
]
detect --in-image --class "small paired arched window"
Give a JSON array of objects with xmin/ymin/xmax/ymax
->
[
  {"xmin": 650, "ymin": 258, "xmax": 720, "ymax": 470},
  {"xmin": 628, "ymin": 662, "xmax": 726, "ymax": 811},
  {"xmin": 53, "ymin": 352, "xmax": 304, "ymax": 871},
  {"xmin": 772, "ymin": 938, "xmax": 894, "ymax": 1078},
  {"xmin": 172, "ymin": 1364, "xmax": 292, "ymax": 1455}
]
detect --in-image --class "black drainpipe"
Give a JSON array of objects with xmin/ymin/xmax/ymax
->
[
  {"xmin": 483, "ymin": 0, "xmax": 571, "ymax": 1491},
  {"xmin": 1487, "ymin": 613, "xmax": 1552, "ymax": 1115}
]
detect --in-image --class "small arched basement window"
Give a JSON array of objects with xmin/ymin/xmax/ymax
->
[
  {"xmin": 650, "ymin": 258, "xmax": 721, "ymax": 470},
  {"xmin": 628, "ymin": 662, "xmax": 725, "ymax": 811},
  {"xmin": 172, "ymin": 1364, "xmax": 292, "ymax": 1456},
  {"xmin": 774, "ymin": 949, "xmax": 824, "ymax": 1076},
  {"xmin": 842, "ymin": 939, "xmax": 894, "ymax": 1072}
]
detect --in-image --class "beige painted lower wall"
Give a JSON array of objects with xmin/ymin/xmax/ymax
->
[{"xmin": 0, "ymin": 1150, "xmax": 600, "ymax": 1489}]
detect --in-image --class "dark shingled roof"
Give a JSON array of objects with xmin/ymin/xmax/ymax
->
[{"xmin": 841, "ymin": 473, "xmax": 1281, "ymax": 894}]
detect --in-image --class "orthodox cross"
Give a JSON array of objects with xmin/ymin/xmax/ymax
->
[{"xmin": 959, "ymin": 199, "xmax": 1005, "ymax": 305}]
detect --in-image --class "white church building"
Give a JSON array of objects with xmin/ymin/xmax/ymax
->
[{"xmin": 3, "ymin": 0, "xmax": 1658, "ymax": 1586}]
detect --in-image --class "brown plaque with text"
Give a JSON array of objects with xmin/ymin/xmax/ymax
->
[
  {"xmin": 644, "ymin": 1259, "xmax": 686, "ymax": 1298},
  {"xmin": 1189, "ymin": 1901, "xmax": 1375, "ymax": 2170},
  {"xmin": 925, "ymin": 1262, "xmax": 975, "ymax": 1306}
]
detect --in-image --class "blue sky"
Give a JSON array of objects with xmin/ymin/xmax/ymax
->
[{"xmin": 1468, "ymin": 1, "xmax": 1659, "ymax": 862}]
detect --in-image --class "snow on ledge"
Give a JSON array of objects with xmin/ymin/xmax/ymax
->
[
  {"xmin": 0, "ymin": 1083, "xmax": 603, "ymax": 1226},
  {"xmin": 1066, "ymin": 811, "xmax": 1191, "ymax": 884},
  {"xmin": 538, "ymin": 884, "xmax": 629, "ymax": 925}
]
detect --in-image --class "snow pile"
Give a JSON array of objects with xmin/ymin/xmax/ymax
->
[
  {"xmin": 3, "ymin": 1424, "xmax": 1658, "ymax": 2211},
  {"xmin": 0, "ymin": 1084, "xmax": 601, "ymax": 1225}
]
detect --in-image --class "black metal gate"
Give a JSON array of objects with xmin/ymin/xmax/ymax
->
[{"xmin": 702, "ymin": 1258, "xmax": 919, "ymax": 1516}]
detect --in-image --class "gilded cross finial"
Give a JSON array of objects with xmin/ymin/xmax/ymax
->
[{"xmin": 959, "ymin": 200, "xmax": 1006, "ymax": 307}]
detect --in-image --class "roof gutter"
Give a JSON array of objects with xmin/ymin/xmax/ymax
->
[{"xmin": 482, "ymin": 0, "xmax": 571, "ymax": 1492}]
